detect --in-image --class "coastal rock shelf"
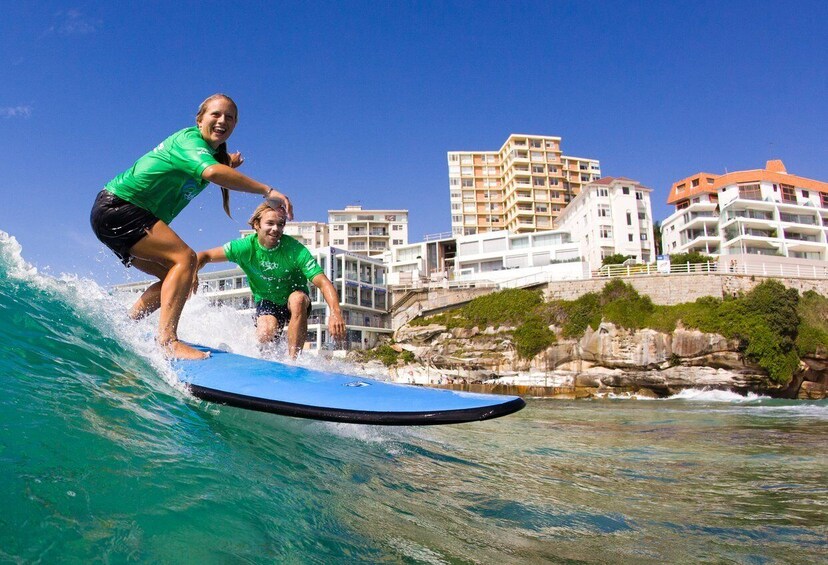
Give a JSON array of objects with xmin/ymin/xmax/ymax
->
[{"xmin": 384, "ymin": 322, "xmax": 827, "ymax": 399}]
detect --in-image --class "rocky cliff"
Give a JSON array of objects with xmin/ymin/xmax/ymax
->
[{"xmin": 386, "ymin": 322, "xmax": 827, "ymax": 399}]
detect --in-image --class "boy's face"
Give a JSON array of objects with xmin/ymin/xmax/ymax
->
[{"xmin": 255, "ymin": 209, "xmax": 287, "ymax": 249}]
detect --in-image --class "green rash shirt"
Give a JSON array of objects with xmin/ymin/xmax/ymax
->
[
  {"xmin": 223, "ymin": 233, "xmax": 324, "ymax": 305},
  {"xmin": 105, "ymin": 127, "xmax": 219, "ymax": 224}
]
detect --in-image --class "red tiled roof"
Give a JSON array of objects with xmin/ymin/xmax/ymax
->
[{"xmin": 666, "ymin": 160, "xmax": 828, "ymax": 204}]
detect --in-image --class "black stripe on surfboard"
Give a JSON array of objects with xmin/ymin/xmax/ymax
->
[{"xmin": 187, "ymin": 383, "xmax": 526, "ymax": 425}]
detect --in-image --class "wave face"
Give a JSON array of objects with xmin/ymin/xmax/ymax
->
[{"xmin": 1, "ymin": 231, "xmax": 827, "ymax": 563}]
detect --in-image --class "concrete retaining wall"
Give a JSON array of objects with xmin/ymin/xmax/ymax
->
[{"xmin": 544, "ymin": 274, "xmax": 828, "ymax": 305}]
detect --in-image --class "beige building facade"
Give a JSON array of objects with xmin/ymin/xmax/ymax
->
[{"xmin": 448, "ymin": 134, "xmax": 601, "ymax": 236}]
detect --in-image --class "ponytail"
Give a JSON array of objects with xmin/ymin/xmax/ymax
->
[{"xmin": 214, "ymin": 142, "xmax": 232, "ymax": 218}]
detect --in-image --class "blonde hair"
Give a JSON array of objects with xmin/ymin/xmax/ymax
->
[
  {"xmin": 248, "ymin": 202, "xmax": 287, "ymax": 229},
  {"xmin": 196, "ymin": 94, "xmax": 238, "ymax": 218}
]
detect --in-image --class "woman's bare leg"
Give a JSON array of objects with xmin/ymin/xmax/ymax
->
[
  {"xmin": 127, "ymin": 258, "xmax": 168, "ymax": 320},
  {"xmin": 129, "ymin": 222, "xmax": 208, "ymax": 360}
]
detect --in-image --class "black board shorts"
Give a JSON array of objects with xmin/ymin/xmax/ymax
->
[
  {"xmin": 90, "ymin": 189, "xmax": 159, "ymax": 266},
  {"xmin": 256, "ymin": 296, "xmax": 311, "ymax": 326}
]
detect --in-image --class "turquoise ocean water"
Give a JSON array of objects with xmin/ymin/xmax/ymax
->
[{"xmin": 1, "ymin": 231, "xmax": 826, "ymax": 564}]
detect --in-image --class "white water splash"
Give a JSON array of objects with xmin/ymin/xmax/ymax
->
[{"xmin": 667, "ymin": 388, "xmax": 770, "ymax": 402}]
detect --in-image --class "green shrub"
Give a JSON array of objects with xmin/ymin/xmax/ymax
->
[
  {"xmin": 796, "ymin": 290, "xmax": 828, "ymax": 356},
  {"xmin": 557, "ymin": 292, "xmax": 602, "ymax": 338},
  {"xmin": 355, "ymin": 344, "xmax": 413, "ymax": 367},
  {"xmin": 601, "ymin": 253, "xmax": 633, "ymax": 266},
  {"xmin": 513, "ymin": 316, "xmax": 556, "ymax": 359},
  {"xmin": 669, "ymin": 251, "xmax": 715, "ymax": 264},
  {"xmin": 463, "ymin": 288, "xmax": 544, "ymax": 327}
]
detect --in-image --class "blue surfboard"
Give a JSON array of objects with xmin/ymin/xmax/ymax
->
[{"xmin": 174, "ymin": 344, "xmax": 525, "ymax": 425}]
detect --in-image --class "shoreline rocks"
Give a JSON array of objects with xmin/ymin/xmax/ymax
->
[{"xmin": 377, "ymin": 322, "xmax": 827, "ymax": 399}]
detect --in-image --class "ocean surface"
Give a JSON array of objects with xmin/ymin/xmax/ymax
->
[{"xmin": 1, "ymin": 231, "xmax": 826, "ymax": 564}]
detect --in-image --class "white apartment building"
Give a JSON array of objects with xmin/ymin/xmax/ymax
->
[
  {"xmin": 385, "ymin": 229, "xmax": 587, "ymax": 286},
  {"xmin": 453, "ymin": 229, "xmax": 586, "ymax": 282},
  {"xmin": 447, "ymin": 134, "xmax": 601, "ymax": 236},
  {"xmin": 554, "ymin": 177, "xmax": 656, "ymax": 270},
  {"xmin": 328, "ymin": 205, "xmax": 409, "ymax": 257},
  {"xmin": 662, "ymin": 160, "xmax": 828, "ymax": 261},
  {"xmin": 384, "ymin": 232, "xmax": 456, "ymax": 286}
]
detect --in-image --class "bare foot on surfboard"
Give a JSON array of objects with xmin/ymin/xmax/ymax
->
[{"xmin": 162, "ymin": 340, "xmax": 210, "ymax": 360}]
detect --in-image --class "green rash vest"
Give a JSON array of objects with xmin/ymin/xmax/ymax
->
[
  {"xmin": 223, "ymin": 233, "xmax": 324, "ymax": 305},
  {"xmin": 105, "ymin": 127, "xmax": 219, "ymax": 224}
]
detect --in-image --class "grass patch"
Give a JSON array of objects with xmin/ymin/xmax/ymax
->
[{"xmin": 352, "ymin": 344, "xmax": 414, "ymax": 367}]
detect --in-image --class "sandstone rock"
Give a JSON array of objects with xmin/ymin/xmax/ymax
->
[
  {"xmin": 389, "ymin": 320, "xmax": 825, "ymax": 398},
  {"xmin": 394, "ymin": 324, "xmax": 445, "ymax": 343}
]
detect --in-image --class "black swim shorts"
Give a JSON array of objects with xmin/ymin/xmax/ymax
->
[
  {"xmin": 255, "ymin": 296, "xmax": 312, "ymax": 327},
  {"xmin": 90, "ymin": 190, "xmax": 159, "ymax": 266}
]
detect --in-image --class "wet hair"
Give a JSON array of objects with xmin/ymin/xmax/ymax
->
[
  {"xmin": 196, "ymin": 94, "xmax": 238, "ymax": 218},
  {"xmin": 248, "ymin": 202, "xmax": 287, "ymax": 229}
]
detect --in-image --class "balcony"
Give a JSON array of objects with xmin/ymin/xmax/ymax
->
[{"xmin": 779, "ymin": 212, "xmax": 818, "ymax": 226}]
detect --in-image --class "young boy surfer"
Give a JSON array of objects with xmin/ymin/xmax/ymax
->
[{"xmin": 196, "ymin": 204, "xmax": 346, "ymax": 358}]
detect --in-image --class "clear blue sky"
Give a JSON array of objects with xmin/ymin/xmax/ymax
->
[{"xmin": 2, "ymin": 1, "xmax": 826, "ymax": 284}]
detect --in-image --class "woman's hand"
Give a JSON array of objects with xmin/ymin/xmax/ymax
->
[
  {"xmin": 267, "ymin": 190, "xmax": 294, "ymax": 220},
  {"xmin": 229, "ymin": 151, "xmax": 244, "ymax": 169}
]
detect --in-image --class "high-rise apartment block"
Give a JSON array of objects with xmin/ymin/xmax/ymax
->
[
  {"xmin": 328, "ymin": 205, "xmax": 409, "ymax": 257},
  {"xmin": 447, "ymin": 134, "xmax": 601, "ymax": 236}
]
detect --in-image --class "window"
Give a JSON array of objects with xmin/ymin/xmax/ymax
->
[
  {"xmin": 676, "ymin": 183, "xmax": 686, "ymax": 192},
  {"xmin": 626, "ymin": 212, "xmax": 632, "ymax": 225},
  {"xmin": 707, "ymin": 177, "xmax": 715, "ymax": 185},
  {"xmin": 332, "ymin": 224, "xmax": 343, "ymax": 231},
  {"xmin": 692, "ymin": 179, "xmax": 699, "ymax": 187},
  {"xmin": 636, "ymin": 191, "xmax": 644, "ymax": 200},
  {"xmin": 392, "ymin": 239, "xmax": 403, "ymax": 245},
  {"xmin": 599, "ymin": 226, "xmax": 612, "ymax": 239},
  {"xmin": 392, "ymin": 224, "xmax": 402, "ymax": 231},
  {"xmin": 598, "ymin": 205, "xmax": 610, "ymax": 218},
  {"xmin": 333, "ymin": 239, "xmax": 344, "ymax": 245},
  {"xmin": 510, "ymin": 237, "xmax": 529, "ymax": 249},
  {"xmin": 640, "ymin": 233, "xmax": 648, "ymax": 241},
  {"xmin": 739, "ymin": 184, "xmax": 762, "ymax": 200},
  {"xmin": 802, "ymin": 190, "xmax": 809, "ymax": 198},
  {"xmin": 462, "ymin": 179, "xmax": 473, "ymax": 187},
  {"xmin": 598, "ymin": 188, "xmax": 609, "ymax": 197},
  {"xmin": 628, "ymin": 234, "xmax": 634, "ymax": 242},
  {"xmin": 622, "ymin": 187, "xmax": 630, "ymax": 195}
]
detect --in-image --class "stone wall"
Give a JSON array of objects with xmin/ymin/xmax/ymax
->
[{"xmin": 544, "ymin": 274, "xmax": 828, "ymax": 305}]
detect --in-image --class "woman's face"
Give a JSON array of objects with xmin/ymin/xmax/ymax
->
[{"xmin": 197, "ymin": 97, "xmax": 237, "ymax": 148}]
